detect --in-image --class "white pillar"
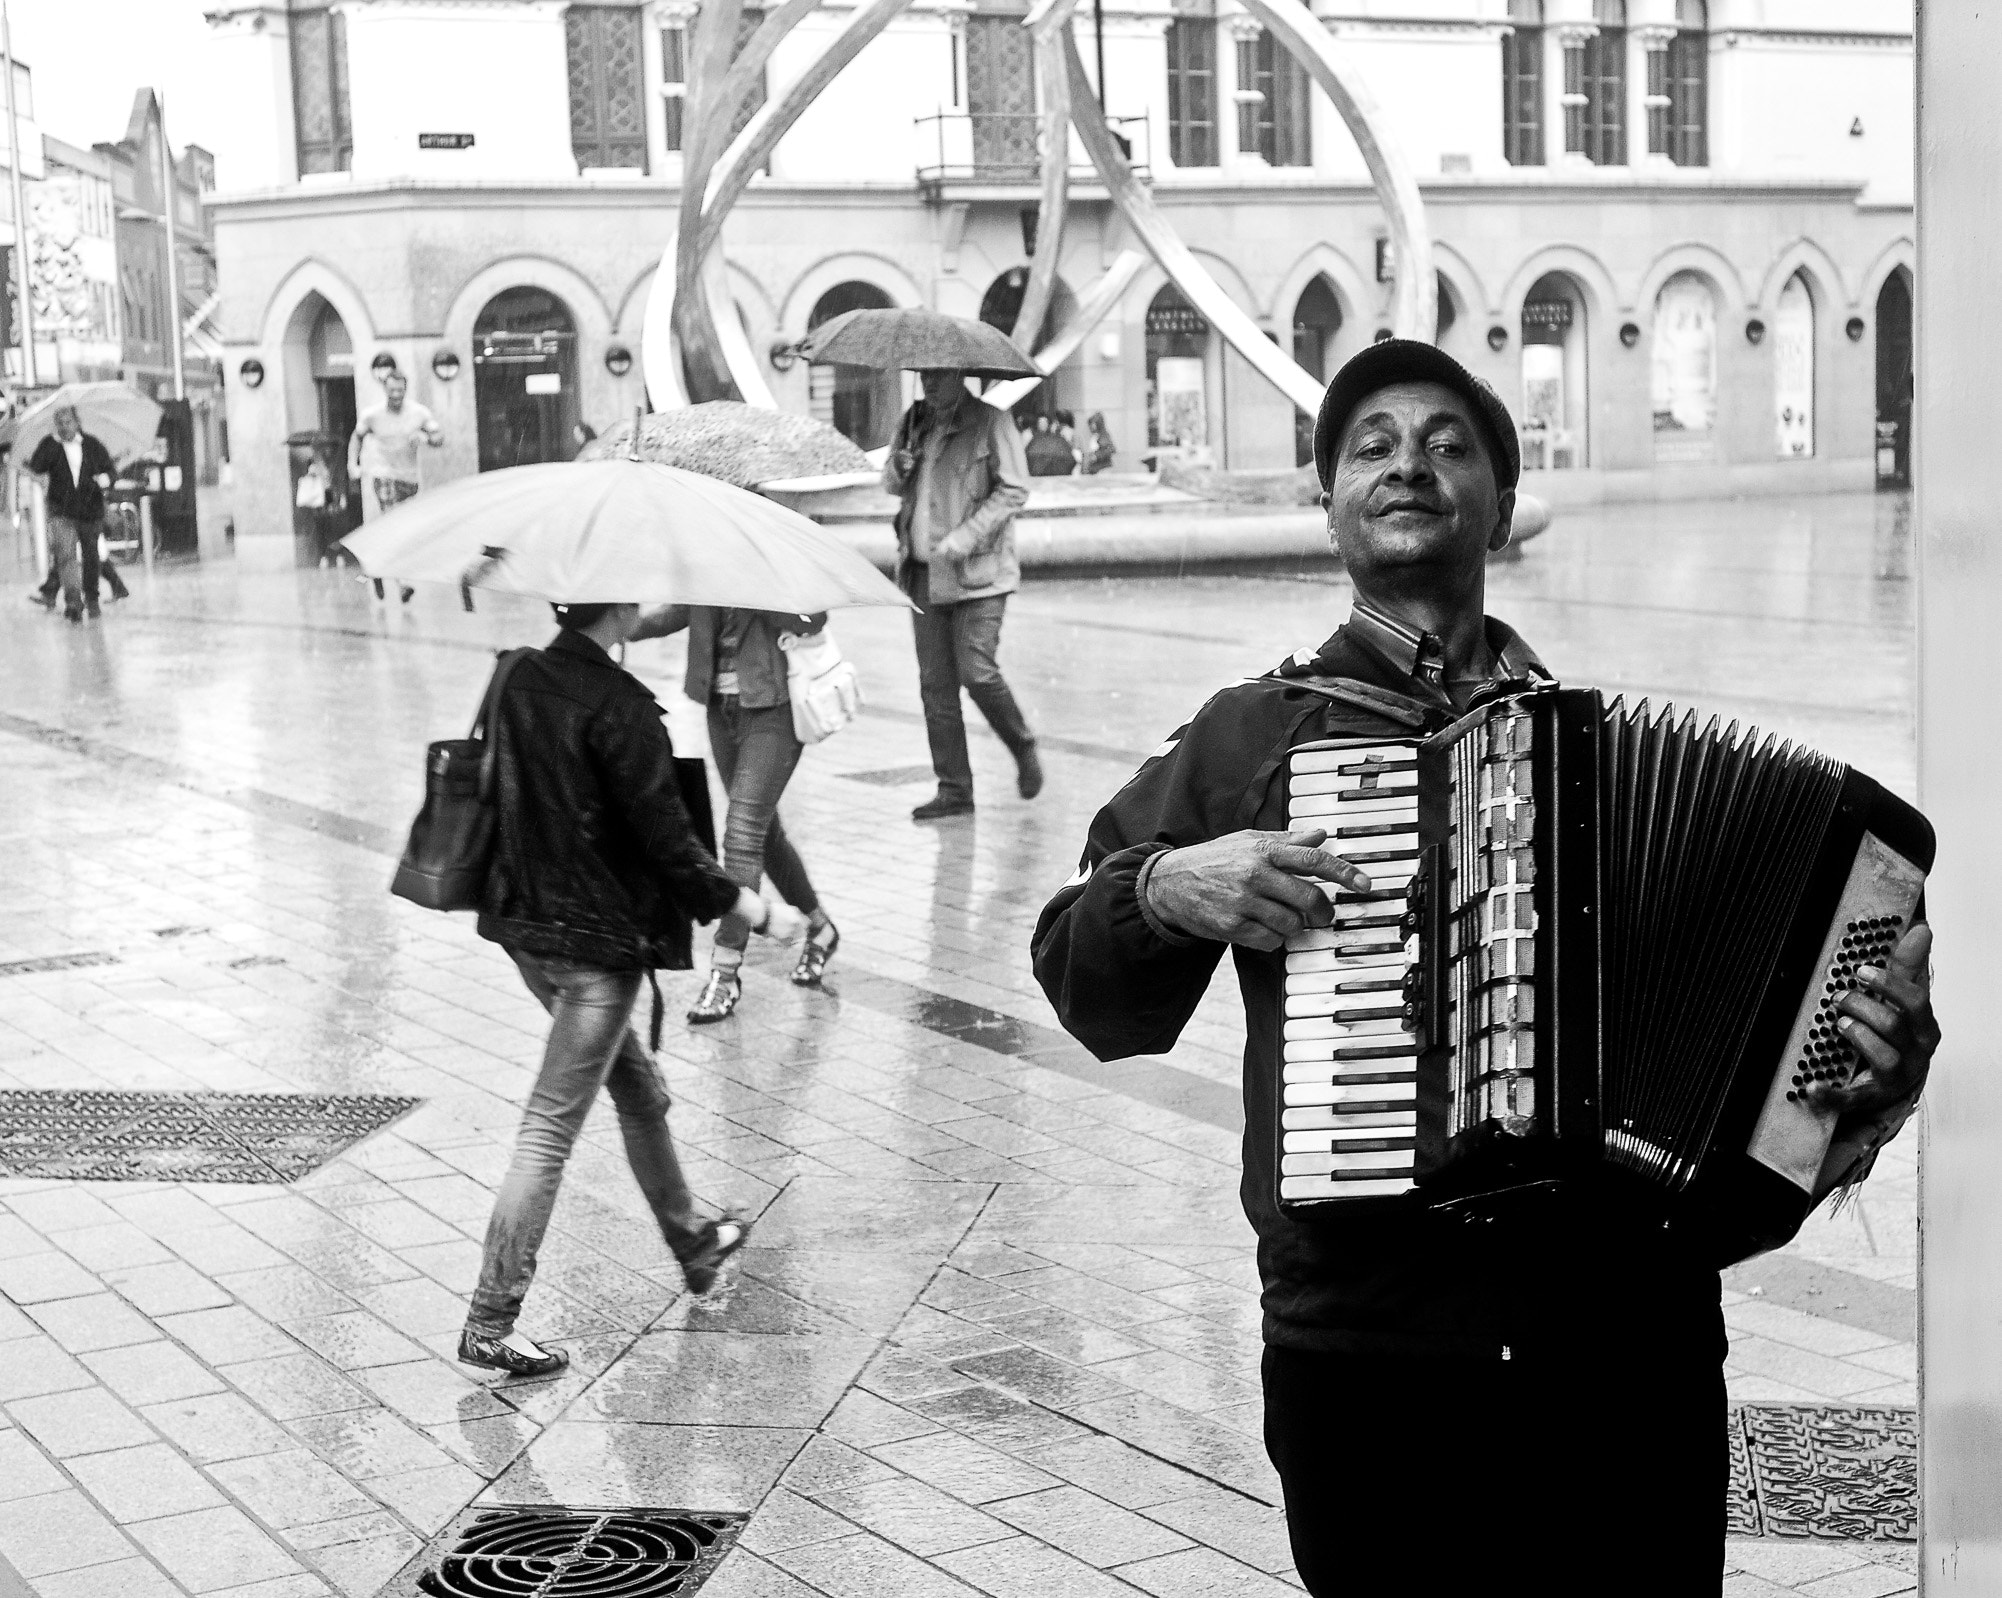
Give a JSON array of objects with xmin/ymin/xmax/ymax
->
[
  {"xmin": 1916, "ymin": 5, "xmax": 2002, "ymax": 1591},
  {"xmin": 203, "ymin": 4, "xmax": 298, "ymax": 191}
]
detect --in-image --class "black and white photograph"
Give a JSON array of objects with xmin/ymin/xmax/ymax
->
[{"xmin": 0, "ymin": 1, "xmax": 1983, "ymax": 1594}]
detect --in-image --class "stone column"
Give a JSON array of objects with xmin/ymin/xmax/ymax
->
[
  {"xmin": 1634, "ymin": 23, "xmax": 1675, "ymax": 165},
  {"xmin": 1553, "ymin": 22, "xmax": 1597, "ymax": 165}
]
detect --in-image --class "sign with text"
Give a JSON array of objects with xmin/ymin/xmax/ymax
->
[{"xmin": 419, "ymin": 133, "xmax": 476, "ymax": 150}]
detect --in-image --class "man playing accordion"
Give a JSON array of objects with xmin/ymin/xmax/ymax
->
[{"xmin": 1032, "ymin": 339, "xmax": 1938, "ymax": 1595}]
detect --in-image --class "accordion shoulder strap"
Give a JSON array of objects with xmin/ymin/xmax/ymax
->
[{"xmin": 1279, "ymin": 674, "xmax": 1433, "ymax": 729}]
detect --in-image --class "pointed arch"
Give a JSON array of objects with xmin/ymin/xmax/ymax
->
[
  {"xmin": 1754, "ymin": 237, "xmax": 1849, "ymax": 314},
  {"xmin": 1859, "ymin": 237, "xmax": 1916, "ymax": 311},
  {"xmin": 778, "ymin": 252, "xmax": 927, "ymax": 338},
  {"xmin": 1498, "ymin": 244, "xmax": 1620, "ymax": 325},
  {"xmin": 1268, "ymin": 244, "xmax": 1374, "ymax": 334},
  {"xmin": 255, "ymin": 258, "xmax": 378, "ymax": 354},
  {"xmin": 440, "ymin": 256, "xmax": 614, "ymax": 352}
]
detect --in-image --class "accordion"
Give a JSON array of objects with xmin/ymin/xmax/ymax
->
[{"xmin": 1278, "ymin": 686, "xmax": 1933, "ymax": 1258}]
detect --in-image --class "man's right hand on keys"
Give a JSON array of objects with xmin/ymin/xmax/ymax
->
[{"xmin": 1145, "ymin": 828, "xmax": 1373, "ymax": 951}]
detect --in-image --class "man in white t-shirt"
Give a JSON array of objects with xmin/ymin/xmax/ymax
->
[{"xmin": 348, "ymin": 369, "xmax": 442, "ymax": 602}]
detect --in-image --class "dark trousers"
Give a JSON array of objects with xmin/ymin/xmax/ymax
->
[
  {"xmin": 1263, "ymin": 1344, "xmax": 1728, "ymax": 1596},
  {"xmin": 706, "ymin": 695, "xmax": 820, "ymax": 954},
  {"xmin": 910, "ymin": 592, "xmax": 1034, "ymax": 803},
  {"xmin": 41, "ymin": 516, "xmax": 127, "ymax": 612}
]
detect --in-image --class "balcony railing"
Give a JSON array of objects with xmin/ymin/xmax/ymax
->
[{"xmin": 914, "ymin": 112, "xmax": 1150, "ymax": 195}]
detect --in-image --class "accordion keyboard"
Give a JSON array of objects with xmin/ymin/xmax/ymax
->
[{"xmin": 1279, "ymin": 741, "xmax": 1423, "ymax": 1203}]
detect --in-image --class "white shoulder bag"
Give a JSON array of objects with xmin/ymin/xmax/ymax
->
[{"xmin": 778, "ymin": 626, "xmax": 863, "ymax": 744}]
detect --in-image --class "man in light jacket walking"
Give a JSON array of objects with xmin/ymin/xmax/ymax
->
[{"xmin": 884, "ymin": 368, "xmax": 1042, "ymax": 820}]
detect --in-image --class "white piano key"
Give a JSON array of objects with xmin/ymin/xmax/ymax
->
[
  {"xmin": 1279, "ymin": 1175, "xmax": 1416, "ymax": 1199},
  {"xmin": 1282, "ymin": 1107, "xmax": 1417, "ymax": 1131},
  {"xmin": 1290, "ymin": 745, "xmax": 1414, "ymax": 774},
  {"xmin": 1285, "ymin": 935, "xmax": 1410, "ymax": 963},
  {"xmin": 1284, "ymin": 1080, "xmax": 1418, "ymax": 1107},
  {"xmin": 1283, "ymin": 1130, "xmax": 1418, "ymax": 1153},
  {"xmin": 1282, "ymin": 1149, "xmax": 1418, "ymax": 1176},
  {"xmin": 1282, "ymin": 1014, "xmax": 1413, "ymax": 1041},
  {"xmin": 1283, "ymin": 1059, "xmax": 1420, "ymax": 1084},
  {"xmin": 1284, "ymin": 993, "xmax": 1409, "ymax": 1020},
  {"xmin": 1289, "ymin": 794, "xmax": 1419, "ymax": 822},
  {"xmin": 1283, "ymin": 964, "xmax": 1407, "ymax": 993}
]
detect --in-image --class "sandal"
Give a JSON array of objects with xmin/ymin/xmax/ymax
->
[
  {"xmin": 457, "ymin": 1328, "xmax": 570, "ymax": 1378},
  {"xmin": 686, "ymin": 969, "xmax": 741, "ymax": 1024},
  {"xmin": 790, "ymin": 925, "xmax": 840, "ymax": 988},
  {"xmin": 674, "ymin": 1214, "xmax": 752, "ymax": 1295}
]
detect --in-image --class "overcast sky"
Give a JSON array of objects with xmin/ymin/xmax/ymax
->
[{"xmin": 10, "ymin": 1, "xmax": 221, "ymax": 158}]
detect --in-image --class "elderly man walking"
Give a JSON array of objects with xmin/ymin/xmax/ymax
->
[
  {"xmin": 26, "ymin": 406, "xmax": 117, "ymax": 624},
  {"xmin": 884, "ymin": 368, "xmax": 1042, "ymax": 820},
  {"xmin": 349, "ymin": 369, "xmax": 441, "ymax": 603}
]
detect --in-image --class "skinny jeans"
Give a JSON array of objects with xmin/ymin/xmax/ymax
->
[
  {"xmin": 40, "ymin": 516, "xmax": 126, "ymax": 609},
  {"xmin": 466, "ymin": 952, "xmax": 698, "ymax": 1338},
  {"xmin": 706, "ymin": 694, "xmax": 820, "ymax": 954},
  {"xmin": 909, "ymin": 591, "xmax": 1034, "ymax": 804}
]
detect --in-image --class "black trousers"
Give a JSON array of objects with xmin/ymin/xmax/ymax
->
[
  {"xmin": 40, "ymin": 520, "xmax": 128, "ymax": 606},
  {"xmin": 909, "ymin": 592, "xmax": 1034, "ymax": 802},
  {"xmin": 1263, "ymin": 1344, "xmax": 1727, "ymax": 1596}
]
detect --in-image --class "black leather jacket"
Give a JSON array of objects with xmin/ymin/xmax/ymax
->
[{"xmin": 476, "ymin": 631, "xmax": 739, "ymax": 970}]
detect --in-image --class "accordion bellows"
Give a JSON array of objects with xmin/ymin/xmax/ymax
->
[{"xmin": 1278, "ymin": 687, "xmax": 1934, "ymax": 1262}]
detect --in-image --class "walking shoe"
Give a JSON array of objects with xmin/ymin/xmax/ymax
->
[
  {"xmin": 687, "ymin": 968, "xmax": 742, "ymax": 1023},
  {"xmin": 912, "ymin": 793, "xmax": 976, "ymax": 821},
  {"xmin": 85, "ymin": 606, "xmax": 101, "ymax": 620},
  {"xmin": 457, "ymin": 1329, "xmax": 570, "ymax": 1378},
  {"xmin": 25, "ymin": 589, "xmax": 52, "ymax": 609},
  {"xmin": 1016, "ymin": 743, "xmax": 1045, "ymax": 800},
  {"xmin": 63, "ymin": 608, "xmax": 83, "ymax": 625},
  {"xmin": 673, "ymin": 1214, "xmax": 752, "ymax": 1295},
  {"xmin": 790, "ymin": 924, "xmax": 840, "ymax": 987},
  {"xmin": 399, "ymin": 585, "xmax": 415, "ymax": 604}
]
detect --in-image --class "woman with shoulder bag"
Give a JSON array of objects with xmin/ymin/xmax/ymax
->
[
  {"xmin": 462, "ymin": 600, "xmax": 806, "ymax": 1376},
  {"xmin": 633, "ymin": 604, "xmax": 841, "ymax": 1022}
]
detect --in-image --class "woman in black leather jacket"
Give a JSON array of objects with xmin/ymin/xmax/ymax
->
[{"xmin": 459, "ymin": 600, "xmax": 804, "ymax": 1377}]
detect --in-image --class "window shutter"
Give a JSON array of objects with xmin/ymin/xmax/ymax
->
[
  {"xmin": 567, "ymin": 4, "xmax": 648, "ymax": 173},
  {"xmin": 290, "ymin": 4, "xmax": 353, "ymax": 176}
]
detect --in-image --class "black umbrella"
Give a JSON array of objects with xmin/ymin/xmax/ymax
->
[{"xmin": 799, "ymin": 308, "xmax": 1039, "ymax": 379}]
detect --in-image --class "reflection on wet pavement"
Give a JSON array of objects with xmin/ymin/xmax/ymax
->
[{"xmin": 0, "ymin": 492, "xmax": 1917, "ymax": 1596}]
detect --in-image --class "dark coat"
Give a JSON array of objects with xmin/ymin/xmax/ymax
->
[
  {"xmin": 476, "ymin": 631, "xmax": 740, "ymax": 970},
  {"xmin": 29, "ymin": 431, "xmax": 115, "ymax": 522},
  {"xmin": 1032, "ymin": 620, "xmax": 1728, "ymax": 1363}
]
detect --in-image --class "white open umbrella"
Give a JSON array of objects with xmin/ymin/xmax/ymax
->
[
  {"xmin": 0, "ymin": 382, "xmax": 163, "ymax": 462},
  {"xmin": 338, "ymin": 458, "xmax": 911, "ymax": 611}
]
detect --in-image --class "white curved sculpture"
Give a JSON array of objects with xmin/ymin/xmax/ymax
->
[{"xmin": 649, "ymin": 0, "xmax": 1438, "ymax": 416}]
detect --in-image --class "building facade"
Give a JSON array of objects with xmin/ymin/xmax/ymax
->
[{"xmin": 203, "ymin": 0, "xmax": 1915, "ymax": 562}]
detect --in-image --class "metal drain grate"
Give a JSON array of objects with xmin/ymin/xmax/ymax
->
[
  {"xmin": 0, "ymin": 1090, "xmax": 420, "ymax": 1183},
  {"xmin": 1729, "ymin": 1404, "xmax": 1914, "ymax": 1540},
  {"xmin": 0, "ymin": 951, "xmax": 119, "ymax": 978},
  {"xmin": 837, "ymin": 764, "xmax": 937, "ymax": 787},
  {"xmin": 396, "ymin": 1505, "xmax": 745, "ymax": 1597}
]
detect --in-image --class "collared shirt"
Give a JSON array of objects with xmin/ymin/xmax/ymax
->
[{"xmin": 1341, "ymin": 595, "xmax": 1548, "ymax": 709}]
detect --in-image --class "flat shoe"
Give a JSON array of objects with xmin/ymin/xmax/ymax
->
[
  {"xmin": 1016, "ymin": 744, "xmax": 1044, "ymax": 800},
  {"xmin": 912, "ymin": 794, "xmax": 975, "ymax": 821},
  {"xmin": 457, "ymin": 1329, "xmax": 570, "ymax": 1377},
  {"xmin": 675, "ymin": 1215, "xmax": 751, "ymax": 1295},
  {"xmin": 790, "ymin": 926, "xmax": 839, "ymax": 987}
]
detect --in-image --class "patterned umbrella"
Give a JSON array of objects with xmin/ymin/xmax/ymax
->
[
  {"xmin": 578, "ymin": 401, "xmax": 870, "ymax": 490},
  {"xmin": 800, "ymin": 308, "xmax": 1038, "ymax": 378}
]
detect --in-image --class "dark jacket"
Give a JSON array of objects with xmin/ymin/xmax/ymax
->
[
  {"xmin": 476, "ymin": 631, "xmax": 740, "ymax": 970},
  {"xmin": 1032, "ymin": 618, "xmax": 1728, "ymax": 1363},
  {"xmin": 30, "ymin": 432, "xmax": 115, "ymax": 522}
]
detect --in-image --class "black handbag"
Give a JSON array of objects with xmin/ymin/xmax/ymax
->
[{"xmin": 390, "ymin": 649, "xmax": 531, "ymax": 911}]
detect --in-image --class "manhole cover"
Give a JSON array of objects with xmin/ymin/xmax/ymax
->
[
  {"xmin": 837, "ymin": 765, "xmax": 936, "ymax": 787},
  {"xmin": 392, "ymin": 1506, "xmax": 745, "ymax": 1597},
  {"xmin": 0, "ymin": 1090, "xmax": 420, "ymax": 1183},
  {"xmin": 1730, "ymin": 1404, "xmax": 1914, "ymax": 1540}
]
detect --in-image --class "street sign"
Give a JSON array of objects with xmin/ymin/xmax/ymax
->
[{"xmin": 419, "ymin": 133, "xmax": 476, "ymax": 150}]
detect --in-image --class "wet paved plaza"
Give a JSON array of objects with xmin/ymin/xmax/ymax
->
[{"xmin": 0, "ymin": 492, "xmax": 1921, "ymax": 1596}]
